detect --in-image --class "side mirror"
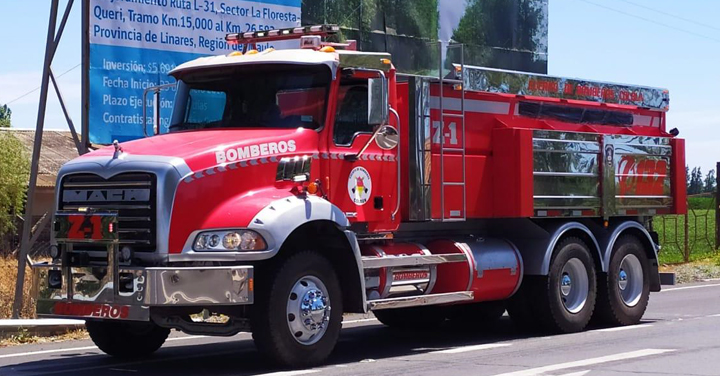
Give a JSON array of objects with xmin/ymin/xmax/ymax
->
[
  {"xmin": 368, "ymin": 77, "xmax": 389, "ymax": 125},
  {"xmin": 375, "ymin": 125, "xmax": 399, "ymax": 150}
]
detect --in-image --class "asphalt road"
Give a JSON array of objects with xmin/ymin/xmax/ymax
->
[{"xmin": 1, "ymin": 281, "xmax": 720, "ymax": 376}]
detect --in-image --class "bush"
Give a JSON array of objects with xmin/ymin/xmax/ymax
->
[
  {"xmin": 0, "ymin": 132, "xmax": 30, "ymax": 243},
  {"xmin": 0, "ymin": 256, "xmax": 34, "ymax": 319}
]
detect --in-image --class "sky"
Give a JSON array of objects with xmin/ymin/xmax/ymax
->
[{"xmin": 0, "ymin": 0, "xmax": 718, "ymax": 173}]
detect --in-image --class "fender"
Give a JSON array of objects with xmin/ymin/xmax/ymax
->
[
  {"xmin": 250, "ymin": 195, "xmax": 368, "ymax": 312},
  {"xmin": 596, "ymin": 220, "xmax": 661, "ymax": 292},
  {"xmin": 247, "ymin": 195, "xmax": 350, "ymax": 256},
  {"xmin": 512, "ymin": 221, "xmax": 602, "ymax": 276},
  {"xmin": 598, "ymin": 221, "xmax": 657, "ymax": 271}
]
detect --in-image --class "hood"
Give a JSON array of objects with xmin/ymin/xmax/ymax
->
[{"xmin": 82, "ymin": 128, "xmax": 318, "ymax": 172}]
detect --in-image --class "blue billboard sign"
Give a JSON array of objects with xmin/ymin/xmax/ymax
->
[{"xmin": 86, "ymin": 0, "xmax": 301, "ymax": 144}]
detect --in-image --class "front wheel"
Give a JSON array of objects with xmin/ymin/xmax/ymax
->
[
  {"xmin": 594, "ymin": 235, "xmax": 650, "ymax": 326},
  {"xmin": 86, "ymin": 320, "xmax": 170, "ymax": 358},
  {"xmin": 251, "ymin": 251, "xmax": 343, "ymax": 367}
]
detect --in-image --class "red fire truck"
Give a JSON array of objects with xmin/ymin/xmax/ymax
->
[{"xmin": 33, "ymin": 25, "xmax": 686, "ymax": 367}]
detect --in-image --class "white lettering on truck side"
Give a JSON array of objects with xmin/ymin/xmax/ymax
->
[{"xmin": 215, "ymin": 140, "xmax": 297, "ymax": 164}]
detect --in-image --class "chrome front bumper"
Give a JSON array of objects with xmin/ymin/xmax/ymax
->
[{"xmin": 33, "ymin": 264, "xmax": 253, "ymax": 321}]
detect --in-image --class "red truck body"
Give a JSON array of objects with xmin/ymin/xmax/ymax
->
[{"xmin": 32, "ymin": 25, "xmax": 686, "ymax": 367}]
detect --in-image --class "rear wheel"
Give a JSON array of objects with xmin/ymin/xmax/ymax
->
[
  {"xmin": 251, "ymin": 251, "xmax": 343, "ymax": 367},
  {"xmin": 516, "ymin": 237, "xmax": 597, "ymax": 333},
  {"xmin": 86, "ymin": 320, "xmax": 169, "ymax": 358},
  {"xmin": 594, "ymin": 235, "xmax": 650, "ymax": 326}
]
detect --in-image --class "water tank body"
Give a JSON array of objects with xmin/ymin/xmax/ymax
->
[{"xmin": 362, "ymin": 238, "xmax": 522, "ymax": 303}]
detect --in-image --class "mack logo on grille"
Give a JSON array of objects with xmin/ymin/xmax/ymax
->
[{"xmin": 63, "ymin": 189, "xmax": 151, "ymax": 202}]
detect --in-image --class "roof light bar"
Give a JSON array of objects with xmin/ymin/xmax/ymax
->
[{"xmin": 225, "ymin": 24, "xmax": 340, "ymax": 45}]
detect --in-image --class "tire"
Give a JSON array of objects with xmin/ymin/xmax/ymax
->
[
  {"xmin": 447, "ymin": 301, "xmax": 506, "ymax": 328},
  {"xmin": 86, "ymin": 320, "xmax": 170, "ymax": 358},
  {"xmin": 373, "ymin": 306, "xmax": 446, "ymax": 329},
  {"xmin": 594, "ymin": 235, "xmax": 650, "ymax": 326},
  {"xmin": 532, "ymin": 237, "xmax": 597, "ymax": 333},
  {"xmin": 251, "ymin": 251, "xmax": 343, "ymax": 368}
]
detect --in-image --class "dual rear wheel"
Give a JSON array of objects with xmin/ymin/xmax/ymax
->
[{"xmin": 507, "ymin": 235, "xmax": 650, "ymax": 333}]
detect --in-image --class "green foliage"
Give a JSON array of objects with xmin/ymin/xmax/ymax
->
[
  {"xmin": 449, "ymin": 0, "xmax": 546, "ymax": 71},
  {"xmin": 0, "ymin": 105, "xmax": 11, "ymax": 128},
  {"xmin": 0, "ymin": 132, "xmax": 30, "ymax": 238},
  {"xmin": 704, "ymin": 169, "xmax": 716, "ymax": 194},
  {"xmin": 655, "ymin": 197, "xmax": 717, "ymax": 264},
  {"xmin": 686, "ymin": 166, "xmax": 718, "ymax": 195}
]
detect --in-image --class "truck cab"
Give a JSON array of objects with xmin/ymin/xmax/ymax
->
[{"xmin": 33, "ymin": 25, "xmax": 686, "ymax": 367}]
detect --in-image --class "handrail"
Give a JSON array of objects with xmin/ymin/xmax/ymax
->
[
  {"xmin": 390, "ymin": 107, "xmax": 401, "ymax": 221},
  {"xmin": 141, "ymin": 83, "xmax": 176, "ymax": 137}
]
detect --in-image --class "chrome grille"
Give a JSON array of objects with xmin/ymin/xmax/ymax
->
[{"xmin": 59, "ymin": 173, "xmax": 157, "ymax": 252}]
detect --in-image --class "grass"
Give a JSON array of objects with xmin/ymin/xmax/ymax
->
[
  {"xmin": 655, "ymin": 196, "xmax": 719, "ymax": 265},
  {"xmin": 0, "ymin": 255, "xmax": 35, "ymax": 319},
  {"xmin": 0, "ymin": 329, "xmax": 87, "ymax": 348}
]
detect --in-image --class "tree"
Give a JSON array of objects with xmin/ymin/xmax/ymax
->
[
  {"xmin": 449, "ymin": 0, "xmax": 547, "ymax": 72},
  {"xmin": 0, "ymin": 104, "xmax": 11, "ymax": 128},
  {"xmin": 704, "ymin": 169, "xmax": 716, "ymax": 193},
  {"xmin": 688, "ymin": 167, "xmax": 704, "ymax": 195},
  {"xmin": 0, "ymin": 132, "xmax": 29, "ymax": 238}
]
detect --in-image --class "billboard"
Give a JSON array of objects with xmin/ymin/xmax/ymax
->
[{"xmin": 83, "ymin": 0, "xmax": 547, "ymax": 145}]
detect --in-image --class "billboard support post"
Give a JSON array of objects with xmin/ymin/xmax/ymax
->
[
  {"xmin": 716, "ymin": 161, "xmax": 719, "ymax": 251},
  {"xmin": 12, "ymin": 0, "xmax": 85, "ymax": 318}
]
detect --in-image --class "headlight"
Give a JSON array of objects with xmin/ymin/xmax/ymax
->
[{"xmin": 193, "ymin": 230, "xmax": 267, "ymax": 251}]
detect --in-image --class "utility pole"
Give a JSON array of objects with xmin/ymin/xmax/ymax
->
[{"xmin": 716, "ymin": 161, "xmax": 719, "ymax": 251}]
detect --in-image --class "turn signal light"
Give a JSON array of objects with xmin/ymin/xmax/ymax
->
[
  {"xmin": 320, "ymin": 46, "xmax": 336, "ymax": 53},
  {"xmin": 307, "ymin": 182, "xmax": 319, "ymax": 195}
]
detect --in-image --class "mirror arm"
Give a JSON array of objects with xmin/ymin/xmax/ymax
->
[{"xmin": 344, "ymin": 123, "xmax": 386, "ymax": 161}]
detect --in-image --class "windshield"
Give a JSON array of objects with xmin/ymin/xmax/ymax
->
[{"xmin": 169, "ymin": 64, "xmax": 331, "ymax": 132}]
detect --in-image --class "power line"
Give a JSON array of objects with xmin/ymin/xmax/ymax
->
[
  {"xmin": 613, "ymin": 0, "xmax": 720, "ymax": 33},
  {"xmin": 577, "ymin": 0, "xmax": 720, "ymax": 44},
  {"xmin": 4, "ymin": 63, "xmax": 81, "ymax": 105}
]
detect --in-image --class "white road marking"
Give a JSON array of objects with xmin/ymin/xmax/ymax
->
[
  {"xmin": 489, "ymin": 348, "xmax": 675, "ymax": 376},
  {"xmin": 29, "ymin": 349, "xmax": 240, "ymax": 376},
  {"xmin": 595, "ymin": 323, "xmax": 653, "ymax": 332},
  {"xmin": 708, "ymin": 314, "xmax": 720, "ymax": 318},
  {"xmin": 0, "ymin": 345, "xmax": 99, "ymax": 360},
  {"xmin": 661, "ymin": 283, "xmax": 720, "ymax": 292},
  {"xmin": 254, "ymin": 371, "xmax": 320, "ymax": 376},
  {"xmin": 343, "ymin": 318, "xmax": 378, "ymax": 325},
  {"xmin": 0, "ymin": 335, "xmax": 204, "ymax": 360},
  {"xmin": 432, "ymin": 343, "xmax": 512, "ymax": 354},
  {"xmin": 552, "ymin": 371, "xmax": 590, "ymax": 376},
  {"xmin": 0, "ymin": 319, "xmax": 378, "ymax": 362}
]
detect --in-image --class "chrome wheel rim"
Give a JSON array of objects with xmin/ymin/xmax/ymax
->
[
  {"xmin": 286, "ymin": 275, "xmax": 331, "ymax": 345},
  {"xmin": 559, "ymin": 258, "xmax": 589, "ymax": 314},
  {"xmin": 618, "ymin": 254, "xmax": 643, "ymax": 307}
]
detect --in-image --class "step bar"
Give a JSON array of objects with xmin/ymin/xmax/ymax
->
[
  {"xmin": 361, "ymin": 253, "xmax": 468, "ymax": 269},
  {"xmin": 368, "ymin": 291, "xmax": 474, "ymax": 310}
]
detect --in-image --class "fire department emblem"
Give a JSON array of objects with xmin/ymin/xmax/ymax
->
[{"xmin": 347, "ymin": 167, "xmax": 372, "ymax": 205}]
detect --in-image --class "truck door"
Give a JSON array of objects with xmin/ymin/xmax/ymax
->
[{"xmin": 324, "ymin": 79, "xmax": 399, "ymax": 231}]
